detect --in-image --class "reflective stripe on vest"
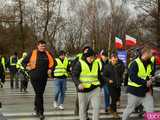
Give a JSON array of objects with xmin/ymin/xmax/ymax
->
[
  {"xmin": 16, "ymin": 57, "xmax": 24, "ymax": 70},
  {"xmin": 128, "ymin": 57, "xmax": 152, "ymax": 87},
  {"xmin": 79, "ymin": 59, "xmax": 100, "ymax": 88},
  {"xmin": 54, "ymin": 57, "xmax": 68, "ymax": 77}
]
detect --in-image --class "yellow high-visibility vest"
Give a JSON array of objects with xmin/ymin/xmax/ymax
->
[
  {"xmin": 54, "ymin": 57, "xmax": 68, "ymax": 77},
  {"xmin": 16, "ymin": 57, "xmax": 25, "ymax": 70},
  {"xmin": 128, "ymin": 57, "xmax": 152, "ymax": 87},
  {"xmin": 79, "ymin": 59, "xmax": 100, "ymax": 88},
  {"xmin": 1, "ymin": 57, "xmax": 6, "ymax": 70},
  {"xmin": 151, "ymin": 56, "xmax": 155, "ymax": 64},
  {"xmin": 76, "ymin": 53, "xmax": 83, "ymax": 60},
  {"xmin": 95, "ymin": 58, "xmax": 102, "ymax": 71}
]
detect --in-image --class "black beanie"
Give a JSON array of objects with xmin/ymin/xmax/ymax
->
[{"xmin": 84, "ymin": 47, "xmax": 95, "ymax": 57}]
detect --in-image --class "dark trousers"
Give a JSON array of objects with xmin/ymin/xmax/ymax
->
[
  {"xmin": 21, "ymin": 80, "xmax": 28, "ymax": 91},
  {"xmin": 19, "ymin": 73, "xmax": 28, "ymax": 92},
  {"xmin": 108, "ymin": 86, "xmax": 119, "ymax": 112},
  {"xmin": 74, "ymin": 93, "xmax": 79, "ymax": 115},
  {"xmin": 31, "ymin": 78, "xmax": 47, "ymax": 115},
  {"xmin": 117, "ymin": 87, "xmax": 121, "ymax": 102},
  {"xmin": 1, "ymin": 73, "xmax": 5, "ymax": 83},
  {"xmin": 10, "ymin": 72, "xmax": 18, "ymax": 89}
]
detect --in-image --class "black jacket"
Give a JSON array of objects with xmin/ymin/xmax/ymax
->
[
  {"xmin": 72, "ymin": 57, "xmax": 101, "ymax": 92},
  {"xmin": 100, "ymin": 59, "xmax": 109, "ymax": 86},
  {"xmin": 22, "ymin": 51, "xmax": 50, "ymax": 80},
  {"xmin": 0, "ymin": 63, "xmax": 4, "ymax": 80},
  {"xmin": 103, "ymin": 59, "xmax": 125, "ymax": 87}
]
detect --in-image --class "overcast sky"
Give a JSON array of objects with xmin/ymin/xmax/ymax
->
[{"xmin": 0, "ymin": 0, "xmax": 138, "ymax": 18}]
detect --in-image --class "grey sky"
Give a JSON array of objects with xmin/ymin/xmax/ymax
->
[{"xmin": 0, "ymin": 0, "xmax": 138, "ymax": 18}]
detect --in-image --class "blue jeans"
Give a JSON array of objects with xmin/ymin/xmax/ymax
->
[
  {"xmin": 54, "ymin": 78, "xmax": 66, "ymax": 105},
  {"xmin": 103, "ymin": 84, "xmax": 110, "ymax": 110}
]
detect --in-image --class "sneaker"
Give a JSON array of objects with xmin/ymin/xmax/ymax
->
[
  {"xmin": 59, "ymin": 104, "xmax": 64, "ymax": 110},
  {"xmin": 53, "ymin": 101, "xmax": 58, "ymax": 108},
  {"xmin": 32, "ymin": 108, "xmax": 40, "ymax": 117}
]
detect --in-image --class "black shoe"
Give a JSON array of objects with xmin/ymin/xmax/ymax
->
[
  {"xmin": 105, "ymin": 109, "xmax": 108, "ymax": 113},
  {"xmin": 39, "ymin": 115, "xmax": 45, "ymax": 120},
  {"xmin": 0, "ymin": 102, "xmax": 2, "ymax": 108}
]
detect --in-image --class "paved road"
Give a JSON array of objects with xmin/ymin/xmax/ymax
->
[{"xmin": 0, "ymin": 79, "xmax": 160, "ymax": 120}]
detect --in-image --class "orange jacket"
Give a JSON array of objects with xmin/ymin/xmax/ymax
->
[{"xmin": 27, "ymin": 49, "xmax": 54, "ymax": 70}]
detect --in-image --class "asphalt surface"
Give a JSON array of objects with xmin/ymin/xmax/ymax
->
[{"xmin": 0, "ymin": 79, "xmax": 160, "ymax": 120}]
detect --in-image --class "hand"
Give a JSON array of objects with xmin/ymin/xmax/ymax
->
[
  {"xmin": 147, "ymin": 80, "xmax": 152, "ymax": 87},
  {"xmin": 48, "ymin": 69, "xmax": 52, "ymax": 75},
  {"xmin": 26, "ymin": 66, "xmax": 32, "ymax": 71},
  {"xmin": 78, "ymin": 84, "xmax": 84, "ymax": 90},
  {"xmin": 109, "ymin": 80, "xmax": 113, "ymax": 84},
  {"xmin": 48, "ymin": 69, "xmax": 52, "ymax": 77},
  {"xmin": 150, "ymin": 77, "xmax": 155, "ymax": 81}
]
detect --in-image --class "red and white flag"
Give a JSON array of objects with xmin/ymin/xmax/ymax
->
[
  {"xmin": 126, "ymin": 35, "xmax": 137, "ymax": 46},
  {"xmin": 115, "ymin": 36, "xmax": 123, "ymax": 49}
]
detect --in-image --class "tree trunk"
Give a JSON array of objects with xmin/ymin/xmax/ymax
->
[{"xmin": 19, "ymin": 0, "xmax": 25, "ymax": 50}]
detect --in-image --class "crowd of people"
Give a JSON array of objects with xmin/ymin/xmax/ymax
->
[{"xmin": 0, "ymin": 40, "xmax": 157, "ymax": 120}]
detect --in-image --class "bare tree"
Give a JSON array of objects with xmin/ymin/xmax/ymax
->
[{"xmin": 131, "ymin": 0, "xmax": 160, "ymax": 47}]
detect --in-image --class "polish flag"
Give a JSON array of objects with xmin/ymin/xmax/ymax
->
[
  {"xmin": 115, "ymin": 36, "xmax": 123, "ymax": 49},
  {"xmin": 126, "ymin": 35, "xmax": 137, "ymax": 46}
]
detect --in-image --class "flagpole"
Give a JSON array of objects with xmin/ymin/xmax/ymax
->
[{"xmin": 108, "ymin": 30, "xmax": 112, "ymax": 57}]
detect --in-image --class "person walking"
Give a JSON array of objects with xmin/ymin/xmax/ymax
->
[
  {"xmin": 22, "ymin": 40, "xmax": 54, "ymax": 120},
  {"xmin": 72, "ymin": 47, "xmax": 101, "ymax": 120},
  {"xmin": 9, "ymin": 52, "xmax": 18, "ymax": 89},
  {"xmin": 16, "ymin": 52, "xmax": 29, "ymax": 92},
  {"xmin": 0, "ymin": 61, "xmax": 4, "ymax": 107},
  {"xmin": 53, "ymin": 50, "xmax": 70, "ymax": 110},
  {"xmin": 71, "ymin": 46, "xmax": 90, "ymax": 116},
  {"xmin": 122, "ymin": 46, "xmax": 154, "ymax": 120},
  {"xmin": 103, "ymin": 52, "xmax": 125, "ymax": 118},
  {"xmin": 0, "ymin": 60, "xmax": 4, "ymax": 88},
  {"xmin": 99, "ymin": 49, "xmax": 110, "ymax": 113},
  {"xmin": 0, "ymin": 53, "xmax": 6, "ymax": 87}
]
